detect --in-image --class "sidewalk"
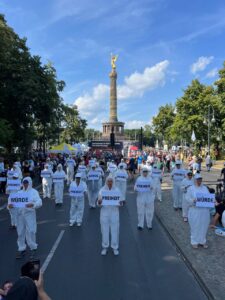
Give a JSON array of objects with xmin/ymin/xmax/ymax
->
[
  {"xmin": 156, "ymin": 175, "xmax": 225, "ymax": 300},
  {"xmin": 211, "ymin": 160, "xmax": 224, "ymax": 170}
]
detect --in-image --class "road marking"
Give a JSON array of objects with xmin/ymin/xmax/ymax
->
[
  {"xmin": 41, "ymin": 230, "xmax": 65, "ymax": 273},
  {"xmin": 0, "ymin": 203, "xmax": 7, "ymax": 211}
]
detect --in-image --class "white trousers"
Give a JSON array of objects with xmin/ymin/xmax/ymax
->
[
  {"xmin": 136, "ymin": 195, "xmax": 154, "ymax": 228},
  {"xmin": 153, "ymin": 184, "xmax": 162, "ymax": 201},
  {"xmin": 43, "ymin": 181, "xmax": 52, "ymax": 198},
  {"xmin": 100, "ymin": 207, "xmax": 119, "ymax": 250},
  {"xmin": 67, "ymin": 168, "xmax": 74, "ymax": 184},
  {"xmin": 9, "ymin": 208, "xmax": 18, "ymax": 226},
  {"xmin": 54, "ymin": 183, "xmax": 64, "ymax": 203},
  {"xmin": 70, "ymin": 197, "xmax": 84, "ymax": 223},
  {"xmin": 182, "ymin": 193, "xmax": 189, "ymax": 218},
  {"xmin": 172, "ymin": 184, "xmax": 182, "ymax": 208},
  {"xmin": 188, "ymin": 207, "xmax": 210, "ymax": 245},
  {"xmin": 88, "ymin": 190, "xmax": 98, "ymax": 207},
  {"xmin": 17, "ymin": 212, "xmax": 37, "ymax": 251}
]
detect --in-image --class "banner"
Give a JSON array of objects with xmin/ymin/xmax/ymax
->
[
  {"xmin": 6, "ymin": 179, "xmax": 21, "ymax": 191},
  {"xmin": 101, "ymin": 190, "xmax": 120, "ymax": 206},
  {"xmin": 8, "ymin": 192, "xmax": 31, "ymax": 208},
  {"xmin": 151, "ymin": 169, "xmax": 162, "ymax": 177},
  {"xmin": 173, "ymin": 170, "xmax": 186, "ymax": 180},
  {"xmin": 52, "ymin": 176, "xmax": 65, "ymax": 183},
  {"xmin": 69, "ymin": 187, "xmax": 84, "ymax": 197},
  {"xmin": 41, "ymin": 171, "xmax": 52, "ymax": 178},
  {"xmin": 115, "ymin": 173, "xmax": 127, "ymax": 182},
  {"xmin": 67, "ymin": 159, "xmax": 75, "ymax": 165},
  {"xmin": 195, "ymin": 192, "xmax": 215, "ymax": 208},
  {"xmin": 136, "ymin": 180, "xmax": 151, "ymax": 192},
  {"xmin": 78, "ymin": 166, "xmax": 86, "ymax": 171},
  {"xmin": 108, "ymin": 165, "xmax": 117, "ymax": 173},
  {"xmin": 88, "ymin": 173, "xmax": 99, "ymax": 181},
  {"xmin": 7, "ymin": 171, "xmax": 15, "ymax": 178}
]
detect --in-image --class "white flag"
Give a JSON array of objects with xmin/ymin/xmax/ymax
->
[{"xmin": 191, "ymin": 130, "xmax": 196, "ymax": 142}]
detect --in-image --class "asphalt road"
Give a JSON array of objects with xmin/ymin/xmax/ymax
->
[{"xmin": 0, "ymin": 172, "xmax": 215, "ymax": 300}]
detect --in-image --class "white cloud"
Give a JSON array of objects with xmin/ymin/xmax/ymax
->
[
  {"xmin": 125, "ymin": 120, "xmax": 147, "ymax": 129},
  {"xmin": 190, "ymin": 56, "xmax": 214, "ymax": 74},
  {"xmin": 74, "ymin": 60, "xmax": 170, "ymax": 123},
  {"xmin": 206, "ymin": 68, "xmax": 218, "ymax": 78}
]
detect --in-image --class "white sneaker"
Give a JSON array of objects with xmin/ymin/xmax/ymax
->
[
  {"xmin": 69, "ymin": 222, "xmax": 74, "ymax": 227},
  {"xmin": 101, "ymin": 248, "xmax": 107, "ymax": 256},
  {"xmin": 77, "ymin": 223, "xmax": 81, "ymax": 227},
  {"xmin": 113, "ymin": 249, "xmax": 119, "ymax": 256}
]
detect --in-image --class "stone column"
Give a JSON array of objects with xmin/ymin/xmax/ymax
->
[{"xmin": 109, "ymin": 70, "xmax": 118, "ymax": 122}]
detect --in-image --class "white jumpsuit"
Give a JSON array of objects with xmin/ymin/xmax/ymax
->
[
  {"xmin": 151, "ymin": 169, "xmax": 162, "ymax": 201},
  {"xmin": 115, "ymin": 170, "xmax": 128, "ymax": 201},
  {"xmin": 181, "ymin": 178, "xmax": 194, "ymax": 218},
  {"xmin": 96, "ymin": 166, "xmax": 105, "ymax": 189},
  {"xmin": 87, "ymin": 170, "xmax": 100, "ymax": 208},
  {"xmin": 69, "ymin": 181, "xmax": 87, "ymax": 224},
  {"xmin": 12, "ymin": 177, "xmax": 42, "ymax": 251},
  {"xmin": 66, "ymin": 159, "xmax": 76, "ymax": 185},
  {"xmin": 186, "ymin": 185, "xmax": 211, "ymax": 245},
  {"xmin": 42, "ymin": 169, "xmax": 53, "ymax": 198},
  {"xmin": 78, "ymin": 165, "xmax": 87, "ymax": 182},
  {"xmin": 134, "ymin": 176, "xmax": 154, "ymax": 228},
  {"xmin": 171, "ymin": 168, "xmax": 186, "ymax": 208},
  {"xmin": 53, "ymin": 170, "xmax": 66, "ymax": 204},
  {"xmin": 98, "ymin": 186, "xmax": 121, "ymax": 250},
  {"xmin": 107, "ymin": 164, "xmax": 118, "ymax": 178}
]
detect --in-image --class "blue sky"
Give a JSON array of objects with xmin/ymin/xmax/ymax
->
[{"xmin": 1, "ymin": 0, "xmax": 225, "ymax": 129}]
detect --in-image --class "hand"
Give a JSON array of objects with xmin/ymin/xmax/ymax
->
[
  {"xmin": 8, "ymin": 203, "xmax": 13, "ymax": 209},
  {"xmin": 34, "ymin": 272, "xmax": 44, "ymax": 294},
  {"xmin": 26, "ymin": 203, "xmax": 34, "ymax": 208},
  {"xmin": 209, "ymin": 224, "xmax": 216, "ymax": 229},
  {"xmin": 119, "ymin": 201, "xmax": 123, "ymax": 206},
  {"xmin": 98, "ymin": 200, "xmax": 102, "ymax": 205}
]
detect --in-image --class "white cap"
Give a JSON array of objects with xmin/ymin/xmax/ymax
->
[
  {"xmin": 75, "ymin": 173, "xmax": 82, "ymax": 178},
  {"xmin": 175, "ymin": 160, "xmax": 182, "ymax": 165},
  {"xmin": 142, "ymin": 167, "xmax": 149, "ymax": 172},
  {"xmin": 194, "ymin": 173, "xmax": 203, "ymax": 179}
]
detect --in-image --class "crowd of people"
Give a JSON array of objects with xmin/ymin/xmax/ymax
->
[{"xmin": 0, "ymin": 149, "xmax": 225, "ymax": 298}]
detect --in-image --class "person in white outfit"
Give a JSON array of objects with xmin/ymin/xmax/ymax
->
[
  {"xmin": 69, "ymin": 173, "xmax": 87, "ymax": 227},
  {"xmin": 66, "ymin": 156, "xmax": 76, "ymax": 185},
  {"xmin": 186, "ymin": 173, "xmax": 213, "ymax": 249},
  {"xmin": 11, "ymin": 163, "xmax": 23, "ymax": 180},
  {"xmin": 6, "ymin": 173, "xmax": 21, "ymax": 229},
  {"xmin": 107, "ymin": 161, "xmax": 118, "ymax": 178},
  {"xmin": 118, "ymin": 159, "xmax": 127, "ymax": 170},
  {"xmin": 134, "ymin": 168, "xmax": 154, "ymax": 230},
  {"xmin": 171, "ymin": 161, "xmax": 186, "ymax": 210},
  {"xmin": 98, "ymin": 176, "xmax": 122, "ymax": 256},
  {"xmin": 41, "ymin": 164, "xmax": 53, "ymax": 199},
  {"xmin": 151, "ymin": 165, "xmax": 162, "ymax": 202},
  {"xmin": 53, "ymin": 164, "xmax": 66, "ymax": 206},
  {"xmin": 96, "ymin": 162, "xmax": 105, "ymax": 188},
  {"xmin": 77, "ymin": 162, "xmax": 87, "ymax": 182},
  {"xmin": 181, "ymin": 171, "xmax": 194, "ymax": 222},
  {"xmin": 115, "ymin": 165, "xmax": 128, "ymax": 203},
  {"xmin": 87, "ymin": 165, "xmax": 100, "ymax": 208},
  {"xmin": 8, "ymin": 177, "xmax": 42, "ymax": 259}
]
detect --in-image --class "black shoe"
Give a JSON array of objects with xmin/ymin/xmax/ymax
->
[
  {"xmin": 16, "ymin": 250, "xmax": 26, "ymax": 259},
  {"xmin": 30, "ymin": 249, "xmax": 37, "ymax": 259},
  {"xmin": 148, "ymin": 227, "xmax": 153, "ymax": 230},
  {"xmin": 137, "ymin": 226, "xmax": 143, "ymax": 231}
]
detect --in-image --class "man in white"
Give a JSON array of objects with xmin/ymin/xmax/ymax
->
[
  {"xmin": 134, "ymin": 168, "xmax": 154, "ymax": 230},
  {"xmin": 115, "ymin": 164, "xmax": 128, "ymax": 203},
  {"xmin": 6, "ymin": 173, "xmax": 21, "ymax": 229},
  {"xmin": 8, "ymin": 177, "xmax": 42, "ymax": 259},
  {"xmin": 181, "ymin": 171, "xmax": 194, "ymax": 222},
  {"xmin": 53, "ymin": 164, "xmax": 66, "ymax": 206},
  {"xmin": 69, "ymin": 173, "xmax": 87, "ymax": 227},
  {"xmin": 11, "ymin": 163, "xmax": 22, "ymax": 180},
  {"xmin": 171, "ymin": 161, "xmax": 186, "ymax": 210},
  {"xmin": 66, "ymin": 156, "xmax": 76, "ymax": 185},
  {"xmin": 96, "ymin": 162, "xmax": 105, "ymax": 188},
  {"xmin": 151, "ymin": 164, "xmax": 162, "ymax": 202},
  {"xmin": 41, "ymin": 164, "xmax": 53, "ymax": 199},
  {"xmin": 98, "ymin": 176, "xmax": 122, "ymax": 256},
  {"xmin": 107, "ymin": 161, "xmax": 118, "ymax": 178},
  {"xmin": 87, "ymin": 165, "xmax": 100, "ymax": 208},
  {"xmin": 118, "ymin": 159, "xmax": 127, "ymax": 170},
  {"xmin": 77, "ymin": 161, "xmax": 87, "ymax": 182},
  {"xmin": 186, "ymin": 173, "xmax": 213, "ymax": 249}
]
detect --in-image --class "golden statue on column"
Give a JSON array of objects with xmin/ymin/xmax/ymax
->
[{"xmin": 111, "ymin": 54, "xmax": 118, "ymax": 69}]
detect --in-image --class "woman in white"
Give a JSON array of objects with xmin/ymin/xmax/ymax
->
[
  {"xmin": 115, "ymin": 165, "xmax": 128, "ymax": 203},
  {"xmin": 41, "ymin": 164, "xmax": 53, "ymax": 199},
  {"xmin": 186, "ymin": 173, "xmax": 212, "ymax": 249},
  {"xmin": 134, "ymin": 168, "xmax": 154, "ymax": 230},
  {"xmin": 98, "ymin": 176, "xmax": 122, "ymax": 256},
  {"xmin": 181, "ymin": 171, "xmax": 194, "ymax": 222},
  {"xmin": 69, "ymin": 173, "xmax": 87, "ymax": 227},
  {"xmin": 87, "ymin": 165, "xmax": 100, "ymax": 208},
  {"xmin": 53, "ymin": 164, "xmax": 66, "ymax": 206}
]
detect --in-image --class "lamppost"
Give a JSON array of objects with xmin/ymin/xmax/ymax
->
[{"xmin": 203, "ymin": 105, "xmax": 215, "ymax": 155}]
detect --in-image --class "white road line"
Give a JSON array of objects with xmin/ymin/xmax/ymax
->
[
  {"xmin": 0, "ymin": 203, "xmax": 7, "ymax": 211},
  {"xmin": 41, "ymin": 230, "xmax": 65, "ymax": 273}
]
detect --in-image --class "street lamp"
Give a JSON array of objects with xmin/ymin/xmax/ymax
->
[{"xmin": 203, "ymin": 105, "xmax": 215, "ymax": 155}]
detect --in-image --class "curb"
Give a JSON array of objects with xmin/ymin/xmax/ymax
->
[{"xmin": 155, "ymin": 213, "xmax": 215, "ymax": 300}]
